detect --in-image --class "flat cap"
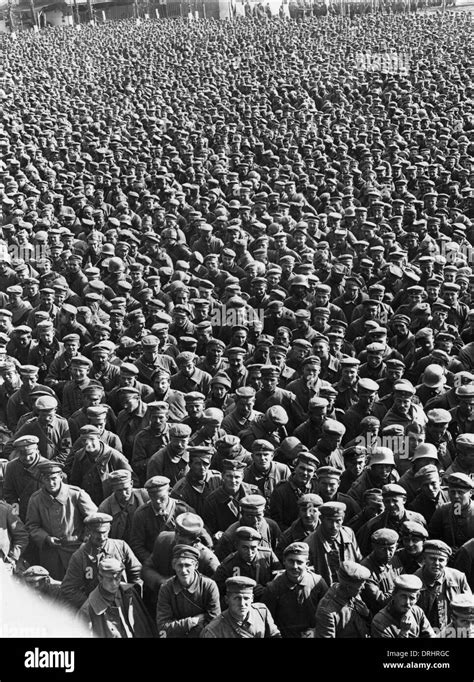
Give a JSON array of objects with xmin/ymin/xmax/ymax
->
[
  {"xmin": 98, "ymin": 558, "xmax": 124, "ymax": 574},
  {"xmin": 35, "ymin": 396, "xmax": 58, "ymax": 411},
  {"xmin": 371, "ymin": 528, "xmax": 399, "ymax": 546},
  {"xmin": 382, "ymin": 484, "xmax": 407, "ymax": 498},
  {"xmin": 450, "ymin": 594, "xmax": 474, "ymax": 619},
  {"xmin": 172, "ymin": 544, "xmax": 200, "ymax": 561},
  {"xmin": 13, "ymin": 435, "xmax": 39, "ymax": 449},
  {"xmin": 23, "ymin": 565, "xmax": 51, "ymax": 580},
  {"xmin": 169, "ymin": 423, "xmax": 192, "ymax": 438},
  {"xmin": 84, "ymin": 512, "xmax": 113, "ymax": 525},
  {"xmin": 317, "ymin": 466, "xmax": 342, "ymax": 481},
  {"xmin": 37, "ymin": 461, "xmax": 64, "ymax": 475},
  {"xmin": 144, "ymin": 475, "xmax": 170, "ymax": 490},
  {"xmin": 338, "ymin": 561, "xmax": 371, "ymax": 583},
  {"xmin": 221, "ymin": 459, "xmax": 246, "ymax": 472},
  {"xmin": 401, "ymin": 521, "xmax": 428, "ymax": 539},
  {"xmin": 184, "ymin": 391, "xmax": 205, "ymax": 404},
  {"xmin": 240, "ymin": 495, "xmax": 266, "ymax": 512},
  {"xmin": 187, "ymin": 446, "xmax": 213, "ymax": 462},
  {"xmin": 297, "ymin": 493, "xmax": 323, "ymax": 508},
  {"xmin": 319, "ymin": 501, "xmax": 346, "ymax": 518},
  {"xmin": 226, "ymin": 576, "xmax": 256, "ymax": 593},
  {"xmin": 108, "ymin": 469, "xmax": 132, "ymax": 488},
  {"xmin": 235, "ymin": 526, "xmax": 262, "ymax": 542},
  {"xmin": 446, "ymin": 472, "xmax": 474, "ymax": 490},
  {"xmin": 283, "ymin": 542, "xmax": 310, "ymax": 558},
  {"xmin": 394, "ymin": 575, "xmax": 423, "ymax": 592},
  {"xmin": 175, "ymin": 512, "xmax": 204, "ymax": 537},
  {"xmin": 266, "ymin": 405, "xmax": 289, "ymax": 425},
  {"xmin": 426, "ymin": 409, "xmax": 451, "ymax": 424},
  {"xmin": 423, "ymin": 539, "xmax": 452, "ymax": 557}
]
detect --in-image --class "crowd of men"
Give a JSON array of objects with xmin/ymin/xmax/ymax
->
[{"xmin": 0, "ymin": 10, "xmax": 473, "ymax": 639}]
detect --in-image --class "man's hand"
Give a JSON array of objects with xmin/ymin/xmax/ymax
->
[{"xmin": 46, "ymin": 536, "xmax": 62, "ymax": 547}]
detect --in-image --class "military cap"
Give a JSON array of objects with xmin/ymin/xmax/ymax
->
[
  {"xmin": 108, "ymin": 469, "xmax": 132, "ymax": 488},
  {"xmin": 35, "ymin": 396, "xmax": 58, "ymax": 411},
  {"xmin": 369, "ymin": 447, "xmax": 395, "ymax": 467},
  {"xmin": 84, "ymin": 512, "xmax": 113, "ymax": 526},
  {"xmin": 222, "ymin": 459, "xmax": 247, "ymax": 472},
  {"xmin": 381, "ymin": 424, "xmax": 404, "ymax": 437},
  {"xmin": 393, "ymin": 575, "xmax": 423, "ymax": 592},
  {"xmin": 400, "ymin": 521, "xmax": 428, "ymax": 539},
  {"xmin": 319, "ymin": 386, "xmax": 338, "ymax": 398},
  {"xmin": 184, "ymin": 391, "xmax": 206, "ymax": 404},
  {"xmin": 169, "ymin": 423, "xmax": 192, "ymax": 438},
  {"xmin": 371, "ymin": 528, "xmax": 399, "ymax": 546},
  {"xmin": 456, "ymin": 433, "xmax": 474, "ymax": 452},
  {"xmin": 7, "ymin": 285, "xmax": 23, "ymax": 296},
  {"xmin": 187, "ymin": 446, "xmax": 213, "ymax": 462},
  {"xmin": 319, "ymin": 501, "xmax": 346, "ymax": 518},
  {"xmin": 98, "ymin": 558, "xmax": 124, "ymax": 574},
  {"xmin": 19, "ymin": 365, "xmax": 39, "ymax": 377},
  {"xmin": 412, "ymin": 443, "xmax": 438, "ymax": 462},
  {"xmin": 423, "ymin": 539, "xmax": 452, "ymax": 557},
  {"xmin": 240, "ymin": 495, "xmax": 266, "ymax": 512},
  {"xmin": 117, "ymin": 386, "xmax": 140, "ymax": 397},
  {"xmin": 86, "ymin": 405, "xmax": 108, "ymax": 419},
  {"xmin": 252, "ymin": 439, "xmax": 275, "ymax": 455},
  {"xmin": 260, "ymin": 364, "xmax": 281, "ymax": 377},
  {"xmin": 343, "ymin": 445, "xmax": 367, "ymax": 461},
  {"xmin": 425, "ymin": 408, "xmax": 452, "ymax": 425},
  {"xmin": 393, "ymin": 381, "xmax": 416, "ymax": 395},
  {"xmin": 358, "ymin": 378, "xmax": 379, "ymax": 393},
  {"xmin": 225, "ymin": 576, "xmax": 256, "ymax": 593},
  {"xmin": 79, "ymin": 425, "xmax": 102, "ymax": 437},
  {"xmin": 301, "ymin": 355, "xmax": 321, "ymax": 367},
  {"xmin": 70, "ymin": 355, "xmax": 93, "ymax": 368},
  {"xmin": 317, "ymin": 466, "xmax": 342, "ymax": 480},
  {"xmin": 235, "ymin": 386, "xmax": 256, "ymax": 399},
  {"xmin": 13, "ymin": 435, "xmax": 39, "ymax": 451},
  {"xmin": 283, "ymin": 542, "xmax": 310, "ymax": 558},
  {"xmin": 382, "ymin": 484, "xmax": 407, "ymax": 498},
  {"xmin": 450, "ymin": 594, "xmax": 474, "ymax": 619},
  {"xmin": 23, "ymin": 565, "xmax": 51, "ymax": 581},
  {"xmin": 391, "ymin": 315, "xmax": 411, "ymax": 326},
  {"xmin": 322, "ymin": 419, "xmax": 346, "ymax": 436},
  {"xmin": 338, "ymin": 561, "xmax": 371, "ymax": 583},
  {"xmin": 141, "ymin": 335, "xmax": 159, "ymax": 349},
  {"xmin": 38, "ymin": 461, "xmax": 64, "ymax": 475},
  {"xmin": 297, "ymin": 493, "xmax": 323, "ymax": 509},
  {"xmin": 266, "ymin": 405, "xmax": 289, "ymax": 425},
  {"xmin": 363, "ymin": 488, "xmax": 383, "ymax": 504},
  {"xmin": 235, "ymin": 526, "xmax": 262, "ymax": 543},
  {"xmin": 201, "ymin": 408, "xmax": 223, "ymax": 425},
  {"xmin": 415, "ymin": 328, "xmax": 433, "ymax": 340},
  {"xmin": 270, "ymin": 345, "xmax": 289, "ymax": 358},
  {"xmin": 340, "ymin": 357, "xmax": 360, "ymax": 368},
  {"xmin": 207, "ymin": 338, "xmax": 226, "ymax": 350},
  {"xmin": 0, "ymin": 309, "xmax": 12, "ymax": 318},
  {"xmin": 175, "ymin": 512, "xmax": 204, "ymax": 537},
  {"xmin": 446, "ymin": 472, "xmax": 474, "ymax": 491},
  {"xmin": 120, "ymin": 363, "xmax": 139, "ymax": 376},
  {"xmin": 144, "ymin": 475, "xmax": 170, "ymax": 490},
  {"xmin": 414, "ymin": 464, "xmax": 439, "ymax": 483},
  {"xmin": 172, "ymin": 544, "xmax": 200, "ymax": 562},
  {"xmin": 146, "ymin": 401, "xmax": 169, "ymax": 415},
  {"xmin": 82, "ymin": 382, "xmax": 104, "ymax": 395}
]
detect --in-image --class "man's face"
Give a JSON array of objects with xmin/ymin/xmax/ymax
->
[
  {"xmin": 149, "ymin": 489, "xmax": 169, "ymax": 514},
  {"xmin": 359, "ymin": 389, "xmax": 377, "ymax": 410},
  {"xmin": 19, "ymin": 447, "xmax": 39, "ymax": 467},
  {"xmin": 423, "ymin": 552, "xmax": 448, "ymax": 581},
  {"xmin": 317, "ymin": 477, "xmax": 338, "ymax": 501},
  {"xmin": 384, "ymin": 495, "xmax": 405, "ymax": 519},
  {"xmin": 170, "ymin": 436, "xmax": 189, "ymax": 454},
  {"xmin": 180, "ymin": 361, "xmax": 195, "ymax": 377},
  {"xmin": 346, "ymin": 455, "xmax": 366, "ymax": 478},
  {"xmin": 261, "ymin": 375, "xmax": 278, "ymax": 393},
  {"xmin": 83, "ymin": 435, "xmax": 100, "ymax": 453},
  {"xmin": 71, "ymin": 366, "xmax": 88, "ymax": 383},
  {"xmin": 89, "ymin": 523, "xmax": 110, "ymax": 549},
  {"xmin": 449, "ymin": 487, "xmax": 471, "ymax": 508},
  {"xmin": 373, "ymin": 542, "xmax": 397, "ymax": 565},
  {"xmin": 42, "ymin": 471, "xmax": 62, "ymax": 496},
  {"xmin": 114, "ymin": 483, "xmax": 133, "ymax": 505},
  {"xmin": 403, "ymin": 534, "xmax": 424, "ymax": 556},
  {"xmin": 222, "ymin": 470, "xmax": 244, "ymax": 495},
  {"xmin": 392, "ymin": 589, "xmax": 419, "ymax": 616},
  {"xmin": 321, "ymin": 515, "xmax": 343, "ymax": 540},
  {"xmin": 341, "ymin": 367, "xmax": 358, "ymax": 385},
  {"xmin": 237, "ymin": 539, "xmax": 259, "ymax": 564},
  {"xmin": 284, "ymin": 554, "xmax": 308, "ymax": 583},
  {"xmin": 186, "ymin": 401, "xmax": 204, "ymax": 419},
  {"xmin": 173, "ymin": 558, "xmax": 197, "ymax": 588},
  {"xmin": 370, "ymin": 464, "xmax": 393, "ymax": 486},
  {"xmin": 394, "ymin": 394, "xmax": 412, "ymax": 415},
  {"xmin": 421, "ymin": 476, "xmax": 441, "ymax": 500},
  {"xmin": 241, "ymin": 508, "xmax": 264, "ymax": 530},
  {"xmin": 189, "ymin": 457, "xmax": 210, "ymax": 481},
  {"xmin": 252, "ymin": 450, "xmax": 273, "ymax": 474},
  {"xmin": 293, "ymin": 462, "xmax": 316, "ymax": 488},
  {"xmin": 299, "ymin": 503, "xmax": 319, "ymax": 528},
  {"xmin": 226, "ymin": 591, "xmax": 253, "ymax": 621},
  {"xmin": 99, "ymin": 569, "xmax": 122, "ymax": 596}
]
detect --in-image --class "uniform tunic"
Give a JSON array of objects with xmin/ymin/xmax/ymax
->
[
  {"xmin": 98, "ymin": 489, "xmax": 149, "ymax": 545},
  {"xmin": 372, "ymin": 603, "xmax": 435, "ymax": 638},
  {"xmin": 156, "ymin": 573, "xmax": 221, "ymax": 638},
  {"xmin": 314, "ymin": 584, "xmax": 371, "ymax": 638},
  {"xmin": 200, "ymin": 603, "xmax": 281, "ymax": 638},
  {"xmin": 130, "ymin": 498, "xmax": 194, "ymax": 563}
]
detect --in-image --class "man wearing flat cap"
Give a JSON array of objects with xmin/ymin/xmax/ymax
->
[
  {"xmin": 6, "ymin": 365, "xmax": 56, "ymax": 432},
  {"xmin": 68, "ymin": 425, "xmax": 132, "ymax": 505},
  {"xmin": 243, "ymin": 440, "xmax": 291, "ymax": 508},
  {"xmin": 214, "ymin": 526, "xmax": 281, "ymax": 603},
  {"xmin": 60, "ymin": 512, "xmax": 142, "ymax": 611},
  {"xmin": 3, "ymin": 435, "xmax": 49, "ymax": 522},
  {"xmin": 360, "ymin": 528, "xmax": 404, "ymax": 614},
  {"xmin": 315, "ymin": 561, "xmax": 371, "ymax": 638},
  {"xmin": 130, "ymin": 476, "xmax": 195, "ymax": 564},
  {"xmin": 407, "ymin": 464, "xmax": 450, "ymax": 524},
  {"xmin": 254, "ymin": 364, "xmax": 306, "ymax": 432},
  {"xmin": 189, "ymin": 408, "xmax": 226, "ymax": 449},
  {"xmin": 21, "ymin": 565, "xmax": 62, "ymax": 603},
  {"xmin": 145, "ymin": 368, "xmax": 187, "ymax": 424},
  {"xmin": 270, "ymin": 452, "xmax": 320, "ymax": 532},
  {"xmin": 130, "ymin": 401, "xmax": 171, "ymax": 487},
  {"xmin": 200, "ymin": 576, "xmax": 281, "ymax": 639},
  {"xmin": 78, "ymin": 557, "xmax": 156, "ymax": 638},
  {"xmin": 429, "ymin": 472, "xmax": 474, "ymax": 555},
  {"xmin": 170, "ymin": 446, "xmax": 221, "ymax": 517},
  {"xmin": 372, "ymin": 574, "xmax": 435, "ymax": 638},
  {"xmin": 26, "ymin": 460, "xmax": 97, "ymax": 580},
  {"xmin": 170, "ymin": 351, "xmax": 212, "ymax": 396},
  {"xmin": 357, "ymin": 484, "xmax": 426, "ymax": 557},
  {"xmin": 202, "ymin": 460, "xmax": 259, "ymax": 540},
  {"xmin": 134, "ymin": 335, "xmax": 177, "ymax": 385},
  {"xmin": 263, "ymin": 541, "xmax": 328, "ymax": 638},
  {"xmin": 414, "ymin": 539, "xmax": 471, "ymax": 630},
  {"xmin": 305, "ymin": 501, "xmax": 362, "ymax": 587},
  {"xmin": 142, "ymin": 512, "xmax": 218, "ymax": 611},
  {"xmin": 61, "ymin": 356, "xmax": 94, "ymax": 419},
  {"xmin": 116, "ymin": 386, "xmax": 150, "ymax": 461},
  {"xmin": 275, "ymin": 493, "xmax": 323, "ymax": 559},
  {"xmin": 146, "ymin": 423, "xmax": 192, "ymax": 487},
  {"xmin": 6, "ymin": 395, "xmax": 72, "ymax": 466},
  {"xmin": 106, "ymin": 362, "xmax": 154, "ymax": 415},
  {"xmin": 98, "ymin": 470, "xmax": 149, "ymax": 545},
  {"xmin": 221, "ymin": 386, "xmax": 262, "ymax": 437},
  {"xmin": 156, "ymin": 544, "xmax": 221, "ymax": 638}
]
